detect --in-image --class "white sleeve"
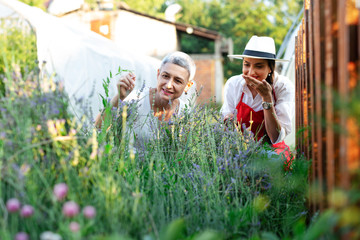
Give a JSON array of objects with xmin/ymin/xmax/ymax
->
[
  {"xmin": 272, "ymin": 75, "xmax": 295, "ymax": 143},
  {"xmin": 220, "ymin": 76, "xmax": 240, "ymax": 117}
]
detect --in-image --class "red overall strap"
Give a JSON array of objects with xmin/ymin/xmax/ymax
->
[{"xmin": 236, "ymin": 92, "xmax": 266, "ymax": 141}]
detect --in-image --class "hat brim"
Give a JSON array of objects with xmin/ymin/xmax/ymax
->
[{"xmin": 228, "ymin": 54, "xmax": 289, "ymax": 62}]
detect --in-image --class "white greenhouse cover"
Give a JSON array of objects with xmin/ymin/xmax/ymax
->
[
  {"xmin": 48, "ymin": 0, "xmax": 84, "ymax": 16},
  {"xmin": 278, "ymin": 24, "xmax": 300, "ymax": 149},
  {"xmin": 0, "ymin": 0, "xmax": 196, "ymax": 122}
]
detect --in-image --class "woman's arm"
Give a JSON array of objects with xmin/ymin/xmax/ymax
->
[
  {"xmin": 243, "ymin": 75, "xmax": 281, "ymax": 143},
  {"xmin": 262, "ymin": 99, "xmax": 282, "ymax": 143},
  {"xmin": 94, "ymin": 73, "xmax": 136, "ymax": 128}
]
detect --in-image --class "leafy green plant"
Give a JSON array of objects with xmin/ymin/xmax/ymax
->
[{"xmin": 0, "ymin": 21, "xmax": 37, "ymax": 96}]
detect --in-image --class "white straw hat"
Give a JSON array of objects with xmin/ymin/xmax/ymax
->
[{"xmin": 228, "ymin": 36, "xmax": 288, "ymax": 62}]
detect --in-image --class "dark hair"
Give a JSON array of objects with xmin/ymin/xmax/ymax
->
[{"xmin": 266, "ymin": 60, "xmax": 275, "ymax": 85}]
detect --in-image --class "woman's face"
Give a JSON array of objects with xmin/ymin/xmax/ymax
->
[
  {"xmin": 157, "ymin": 63, "xmax": 189, "ymax": 102},
  {"xmin": 242, "ymin": 57, "xmax": 271, "ymax": 81}
]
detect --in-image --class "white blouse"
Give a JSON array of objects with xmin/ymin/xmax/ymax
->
[
  {"xmin": 220, "ymin": 72, "xmax": 295, "ymax": 144},
  {"xmin": 124, "ymin": 87, "xmax": 186, "ymax": 141}
]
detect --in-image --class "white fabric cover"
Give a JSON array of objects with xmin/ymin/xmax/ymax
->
[
  {"xmin": 0, "ymin": 0, "xmax": 196, "ymax": 123},
  {"xmin": 48, "ymin": 0, "xmax": 84, "ymax": 16}
]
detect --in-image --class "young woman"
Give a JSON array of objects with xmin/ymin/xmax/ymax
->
[
  {"xmin": 95, "ymin": 51, "xmax": 196, "ymax": 140},
  {"xmin": 221, "ymin": 36, "xmax": 295, "ymax": 163}
]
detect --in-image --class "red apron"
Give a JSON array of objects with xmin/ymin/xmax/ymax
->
[{"xmin": 236, "ymin": 90, "xmax": 293, "ymax": 170}]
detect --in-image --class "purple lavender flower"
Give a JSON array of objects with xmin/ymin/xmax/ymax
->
[
  {"xmin": 0, "ymin": 132, "xmax": 5, "ymax": 139},
  {"xmin": 52, "ymin": 109, "xmax": 60, "ymax": 115}
]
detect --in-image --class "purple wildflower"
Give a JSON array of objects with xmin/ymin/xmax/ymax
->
[
  {"xmin": 20, "ymin": 205, "xmax": 34, "ymax": 218},
  {"xmin": 6, "ymin": 198, "xmax": 21, "ymax": 213}
]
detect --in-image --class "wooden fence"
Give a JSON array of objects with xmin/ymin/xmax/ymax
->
[{"xmin": 295, "ymin": 0, "xmax": 360, "ymax": 212}]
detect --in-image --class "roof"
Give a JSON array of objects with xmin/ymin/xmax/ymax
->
[{"xmin": 117, "ymin": 7, "xmax": 222, "ymax": 40}]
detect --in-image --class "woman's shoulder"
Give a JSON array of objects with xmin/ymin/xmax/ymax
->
[{"xmin": 274, "ymin": 73, "xmax": 295, "ymax": 93}]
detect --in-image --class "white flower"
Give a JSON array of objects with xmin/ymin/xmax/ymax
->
[{"xmin": 40, "ymin": 231, "xmax": 62, "ymax": 240}]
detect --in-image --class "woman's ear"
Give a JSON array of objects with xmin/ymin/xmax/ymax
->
[{"xmin": 157, "ymin": 69, "xmax": 160, "ymax": 78}]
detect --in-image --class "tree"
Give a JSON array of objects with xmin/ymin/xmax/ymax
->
[
  {"xmin": 173, "ymin": 0, "xmax": 302, "ymax": 78},
  {"xmin": 114, "ymin": 0, "xmax": 167, "ymax": 17},
  {"xmin": 18, "ymin": 0, "xmax": 47, "ymax": 10}
]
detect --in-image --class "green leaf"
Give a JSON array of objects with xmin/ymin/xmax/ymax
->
[
  {"xmin": 260, "ymin": 232, "xmax": 280, "ymax": 240},
  {"xmin": 160, "ymin": 218, "xmax": 186, "ymax": 240},
  {"xmin": 303, "ymin": 210, "xmax": 339, "ymax": 240},
  {"xmin": 193, "ymin": 230, "xmax": 223, "ymax": 240}
]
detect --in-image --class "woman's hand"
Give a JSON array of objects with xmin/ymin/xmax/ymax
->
[
  {"xmin": 117, "ymin": 72, "xmax": 136, "ymax": 101},
  {"xmin": 96, "ymin": 72, "xmax": 136, "ymax": 129},
  {"xmin": 243, "ymin": 74, "xmax": 272, "ymax": 102},
  {"xmin": 243, "ymin": 74, "xmax": 281, "ymax": 143},
  {"xmin": 224, "ymin": 113, "xmax": 234, "ymax": 124}
]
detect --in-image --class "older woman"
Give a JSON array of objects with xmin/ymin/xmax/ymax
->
[
  {"xmin": 95, "ymin": 51, "xmax": 196, "ymax": 140},
  {"xmin": 221, "ymin": 36, "xmax": 295, "ymax": 163}
]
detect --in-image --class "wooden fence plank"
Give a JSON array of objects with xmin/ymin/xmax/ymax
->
[
  {"xmin": 348, "ymin": 0, "xmax": 360, "ymax": 175},
  {"xmin": 300, "ymin": 19, "xmax": 307, "ymax": 154},
  {"xmin": 313, "ymin": 0, "xmax": 325, "ymax": 211},
  {"xmin": 295, "ymin": 34, "xmax": 300, "ymax": 154},
  {"xmin": 297, "ymin": 26, "xmax": 301, "ymax": 154},
  {"xmin": 304, "ymin": 9, "xmax": 310, "ymax": 160},
  {"xmin": 337, "ymin": 0, "xmax": 347, "ymax": 189},
  {"xmin": 307, "ymin": 0, "xmax": 317, "ymax": 213},
  {"xmin": 324, "ymin": 0, "xmax": 335, "ymax": 195}
]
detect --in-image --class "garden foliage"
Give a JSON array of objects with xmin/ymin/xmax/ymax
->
[{"xmin": 0, "ymin": 25, "xmax": 318, "ymax": 240}]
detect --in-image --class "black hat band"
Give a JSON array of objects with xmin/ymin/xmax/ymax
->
[{"xmin": 242, "ymin": 50, "xmax": 276, "ymax": 59}]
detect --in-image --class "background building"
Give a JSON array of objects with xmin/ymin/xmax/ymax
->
[{"xmin": 52, "ymin": 0, "xmax": 232, "ymax": 104}]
